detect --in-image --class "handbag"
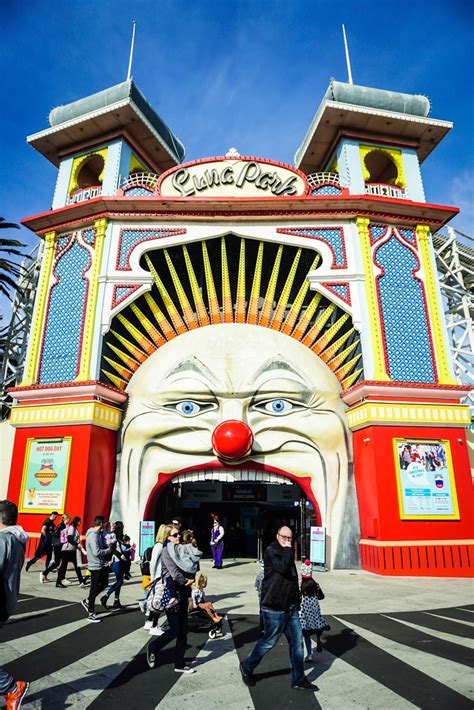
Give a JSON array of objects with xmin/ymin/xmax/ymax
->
[
  {"xmin": 147, "ymin": 578, "xmax": 165, "ymax": 612},
  {"xmin": 160, "ymin": 583, "xmax": 180, "ymax": 613},
  {"xmin": 315, "ymin": 582, "xmax": 325, "ymax": 600}
]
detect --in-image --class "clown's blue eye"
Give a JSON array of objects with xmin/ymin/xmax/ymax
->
[
  {"xmin": 262, "ymin": 399, "xmax": 294, "ymax": 415},
  {"xmin": 175, "ymin": 401, "xmax": 201, "ymax": 416}
]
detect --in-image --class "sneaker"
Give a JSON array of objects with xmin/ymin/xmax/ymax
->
[
  {"xmin": 174, "ymin": 666, "xmax": 195, "ymax": 674},
  {"xmin": 291, "ymin": 678, "xmax": 319, "ymax": 691},
  {"xmin": 55, "ymin": 582, "xmax": 67, "ymax": 588},
  {"xmin": 40, "ymin": 572, "xmax": 47, "ymax": 583},
  {"xmin": 87, "ymin": 614, "xmax": 102, "ymax": 623},
  {"xmin": 112, "ymin": 599, "xmax": 125, "ymax": 609},
  {"xmin": 81, "ymin": 599, "xmax": 89, "ymax": 612},
  {"xmin": 5, "ymin": 680, "xmax": 29, "ymax": 709},
  {"xmin": 239, "ymin": 662, "xmax": 254, "ymax": 687},
  {"xmin": 146, "ymin": 647, "xmax": 156, "ymax": 669},
  {"xmin": 143, "ymin": 619, "xmax": 153, "ymax": 630},
  {"xmin": 149, "ymin": 626, "xmax": 165, "ymax": 636},
  {"xmin": 100, "ymin": 595, "xmax": 108, "ymax": 609}
]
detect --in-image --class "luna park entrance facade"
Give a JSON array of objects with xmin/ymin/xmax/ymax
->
[{"xmin": 152, "ymin": 471, "xmax": 318, "ymax": 561}]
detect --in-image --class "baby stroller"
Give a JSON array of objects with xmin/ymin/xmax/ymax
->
[{"xmin": 188, "ymin": 604, "xmax": 224, "ymax": 639}]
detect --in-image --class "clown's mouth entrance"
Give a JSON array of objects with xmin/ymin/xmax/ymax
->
[{"xmin": 151, "ymin": 470, "xmax": 317, "ymax": 559}]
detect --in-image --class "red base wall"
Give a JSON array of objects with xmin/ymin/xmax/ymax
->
[
  {"xmin": 353, "ymin": 425, "xmax": 474, "ymax": 576},
  {"xmin": 8, "ymin": 424, "xmax": 118, "ymax": 550}
]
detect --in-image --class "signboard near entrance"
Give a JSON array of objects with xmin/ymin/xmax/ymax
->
[
  {"xmin": 182, "ymin": 482, "xmax": 222, "ymax": 508},
  {"xmin": 158, "ymin": 157, "xmax": 308, "ymax": 198},
  {"xmin": 223, "ymin": 483, "xmax": 266, "ymax": 501},
  {"xmin": 309, "ymin": 526, "xmax": 326, "ymax": 565},
  {"xmin": 139, "ymin": 520, "xmax": 155, "ymax": 556}
]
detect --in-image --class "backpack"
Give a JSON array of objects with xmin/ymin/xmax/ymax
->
[
  {"xmin": 140, "ymin": 546, "xmax": 153, "ymax": 576},
  {"xmin": 60, "ymin": 527, "xmax": 69, "ymax": 545}
]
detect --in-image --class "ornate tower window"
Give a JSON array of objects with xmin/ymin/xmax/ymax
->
[{"xmin": 67, "ymin": 148, "xmax": 107, "ymax": 204}]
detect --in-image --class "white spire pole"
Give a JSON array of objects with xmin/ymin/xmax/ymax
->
[
  {"xmin": 127, "ymin": 21, "xmax": 137, "ymax": 81},
  {"xmin": 342, "ymin": 24, "xmax": 354, "ymax": 85}
]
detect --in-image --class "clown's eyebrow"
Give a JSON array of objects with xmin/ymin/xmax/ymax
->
[
  {"xmin": 163, "ymin": 358, "xmax": 225, "ymax": 389},
  {"xmin": 252, "ymin": 358, "xmax": 311, "ymax": 386}
]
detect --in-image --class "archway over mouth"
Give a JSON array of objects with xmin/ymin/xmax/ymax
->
[{"xmin": 144, "ymin": 468, "xmax": 321, "ymax": 560}]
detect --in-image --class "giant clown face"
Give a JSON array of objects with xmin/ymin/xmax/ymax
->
[{"xmin": 120, "ymin": 322, "xmax": 350, "ymax": 567}]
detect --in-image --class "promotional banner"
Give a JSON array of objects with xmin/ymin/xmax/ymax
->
[
  {"xmin": 394, "ymin": 439, "xmax": 459, "ymax": 519},
  {"xmin": 139, "ymin": 520, "xmax": 156, "ymax": 556},
  {"xmin": 19, "ymin": 437, "xmax": 71, "ymax": 513},
  {"xmin": 309, "ymin": 526, "xmax": 326, "ymax": 565}
]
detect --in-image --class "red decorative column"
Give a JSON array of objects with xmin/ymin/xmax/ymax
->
[
  {"xmin": 7, "ymin": 381, "xmax": 127, "ymax": 557},
  {"xmin": 343, "ymin": 381, "xmax": 473, "ymax": 577}
]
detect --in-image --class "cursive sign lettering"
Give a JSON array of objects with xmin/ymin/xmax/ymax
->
[{"xmin": 169, "ymin": 161, "xmax": 301, "ymax": 197}]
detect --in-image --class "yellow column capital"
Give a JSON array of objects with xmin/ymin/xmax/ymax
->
[
  {"xmin": 76, "ymin": 219, "xmax": 108, "ymax": 381},
  {"xmin": 355, "ymin": 216, "xmax": 370, "ymax": 231},
  {"xmin": 416, "ymin": 223, "xmax": 457, "ymax": 384},
  {"xmin": 21, "ymin": 231, "xmax": 57, "ymax": 385},
  {"xmin": 356, "ymin": 217, "xmax": 390, "ymax": 381},
  {"xmin": 416, "ymin": 224, "xmax": 430, "ymax": 241},
  {"xmin": 94, "ymin": 217, "xmax": 108, "ymax": 236}
]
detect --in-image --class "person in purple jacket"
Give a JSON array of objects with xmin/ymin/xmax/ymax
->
[{"xmin": 210, "ymin": 515, "xmax": 224, "ymax": 569}]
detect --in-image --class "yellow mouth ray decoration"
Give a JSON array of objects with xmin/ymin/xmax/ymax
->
[{"xmin": 101, "ymin": 235, "xmax": 363, "ymax": 391}]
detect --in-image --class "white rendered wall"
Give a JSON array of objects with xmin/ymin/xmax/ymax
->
[
  {"xmin": 0, "ymin": 420, "xmax": 15, "ymax": 499},
  {"xmin": 52, "ymin": 156, "xmax": 74, "ymax": 209},
  {"xmin": 338, "ymin": 140, "xmax": 365, "ymax": 194},
  {"xmin": 402, "ymin": 150, "xmax": 426, "ymax": 202},
  {"xmin": 101, "ymin": 140, "xmax": 122, "ymax": 195}
]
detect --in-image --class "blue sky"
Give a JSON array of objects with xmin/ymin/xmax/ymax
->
[{"xmin": 0, "ymin": 0, "xmax": 473, "ymax": 318}]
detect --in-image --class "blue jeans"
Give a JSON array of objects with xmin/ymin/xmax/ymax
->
[
  {"xmin": 242, "ymin": 605, "xmax": 304, "ymax": 685},
  {"xmin": 0, "ymin": 623, "xmax": 15, "ymax": 695},
  {"xmin": 105, "ymin": 561, "xmax": 124, "ymax": 599}
]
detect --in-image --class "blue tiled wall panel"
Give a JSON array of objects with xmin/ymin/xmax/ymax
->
[
  {"xmin": 39, "ymin": 241, "xmax": 91, "ymax": 383},
  {"xmin": 375, "ymin": 236, "xmax": 435, "ymax": 382}
]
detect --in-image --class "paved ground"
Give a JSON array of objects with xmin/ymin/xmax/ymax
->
[{"xmin": 1, "ymin": 558, "xmax": 473, "ymax": 709}]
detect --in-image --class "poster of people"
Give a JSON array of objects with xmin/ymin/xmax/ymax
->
[
  {"xmin": 19, "ymin": 438, "xmax": 71, "ymax": 513},
  {"xmin": 395, "ymin": 439, "xmax": 459, "ymax": 519}
]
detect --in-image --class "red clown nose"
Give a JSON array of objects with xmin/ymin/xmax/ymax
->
[{"xmin": 212, "ymin": 420, "xmax": 254, "ymax": 460}]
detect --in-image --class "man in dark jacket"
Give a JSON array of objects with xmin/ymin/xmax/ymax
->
[
  {"xmin": 240, "ymin": 526, "xmax": 317, "ymax": 692},
  {"xmin": 0, "ymin": 500, "xmax": 30, "ymax": 708},
  {"xmin": 25, "ymin": 510, "xmax": 58, "ymax": 579}
]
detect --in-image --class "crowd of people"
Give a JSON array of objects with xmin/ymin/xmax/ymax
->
[
  {"xmin": 23, "ymin": 511, "xmax": 135, "ymax": 617},
  {"xmin": 1, "ymin": 504, "xmax": 327, "ymax": 707}
]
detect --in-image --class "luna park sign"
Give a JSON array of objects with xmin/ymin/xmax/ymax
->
[{"xmin": 158, "ymin": 157, "xmax": 308, "ymax": 198}]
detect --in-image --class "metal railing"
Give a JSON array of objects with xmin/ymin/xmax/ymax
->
[
  {"xmin": 66, "ymin": 185, "xmax": 102, "ymax": 205},
  {"xmin": 121, "ymin": 172, "xmax": 158, "ymax": 192},
  {"xmin": 365, "ymin": 183, "xmax": 408, "ymax": 199},
  {"xmin": 307, "ymin": 172, "xmax": 342, "ymax": 188},
  {"xmin": 0, "ymin": 243, "xmax": 42, "ymax": 418},
  {"xmin": 433, "ymin": 227, "xmax": 474, "ymax": 412}
]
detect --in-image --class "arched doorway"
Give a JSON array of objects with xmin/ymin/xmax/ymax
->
[{"xmin": 144, "ymin": 469, "xmax": 321, "ymax": 560}]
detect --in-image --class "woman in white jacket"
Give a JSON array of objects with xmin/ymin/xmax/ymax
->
[{"xmin": 144, "ymin": 524, "xmax": 169, "ymax": 635}]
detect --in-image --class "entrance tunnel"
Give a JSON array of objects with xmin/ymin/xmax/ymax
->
[{"xmin": 150, "ymin": 473, "xmax": 318, "ymax": 560}]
